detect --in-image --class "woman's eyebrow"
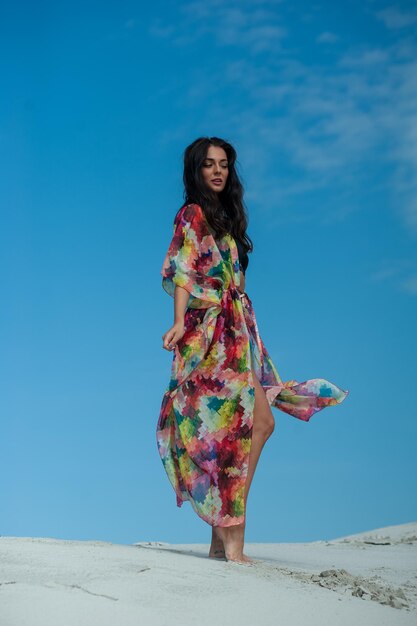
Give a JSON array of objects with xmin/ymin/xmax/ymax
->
[{"xmin": 204, "ymin": 158, "xmax": 228, "ymax": 162}]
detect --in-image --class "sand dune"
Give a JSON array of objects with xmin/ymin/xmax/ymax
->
[{"xmin": 1, "ymin": 522, "xmax": 416, "ymax": 625}]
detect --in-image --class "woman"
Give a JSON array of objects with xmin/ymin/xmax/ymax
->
[{"xmin": 157, "ymin": 136, "xmax": 348, "ymax": 565}]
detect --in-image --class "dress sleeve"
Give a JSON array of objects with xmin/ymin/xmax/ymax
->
[{"xmin": 161, "ymin": 203, "xmax": 224, "ymax": 309}]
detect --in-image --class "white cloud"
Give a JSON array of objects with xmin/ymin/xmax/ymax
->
[
  {"xmin": 316, "ymin": 31, "xmax": 339, "ymax": 44},
  {"xmin": 149, "ymin": 1, "xmax": 417, "ymax": 290},
  {"xmin": 150, "ymin": 0, "xmax": 287, "ymax": 54},
  {"xmin": 402, "ymin": 273, "xmax": 417, "ymax": 295},
  {"xmin": 370, "ymin": 257, "xmax": 417, "ymax": 296},
  {"xmin": 375, "ymin": 5, "xmax": 417, "ymax": 29}
]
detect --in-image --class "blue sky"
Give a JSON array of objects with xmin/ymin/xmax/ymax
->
[{"xmin": 1, "ymin": 0, "xmax": 416, "ymax": 546}]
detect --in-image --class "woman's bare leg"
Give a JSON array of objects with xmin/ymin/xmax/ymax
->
[
  {"xmin": 243, "ymin": 366, "xmax": 275, "ymax": 507},
  {"xmin": 209, "ymin": 526, "xmax": 227, "ymax": 559},
  {"xmin": 211, "ymin": 365, "xmax": 275, "ymax": 562}
]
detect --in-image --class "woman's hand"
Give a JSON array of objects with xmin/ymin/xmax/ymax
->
[{"xmin": 162, "ymin": 320, "xmax": 185, "ymax": 351}]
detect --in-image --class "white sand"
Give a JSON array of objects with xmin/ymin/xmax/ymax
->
[{"xmin": 1, "ymin": 522, "xmax": 416, "ymax": 626}]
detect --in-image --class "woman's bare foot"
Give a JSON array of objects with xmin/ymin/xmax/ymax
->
[
  {"xmin": 214, "ymin": 522, "xmax": 254, "ymax": 564},
  {"xmin": 208, "ymin": 526, "xmax": 226, "ymax": 559}
]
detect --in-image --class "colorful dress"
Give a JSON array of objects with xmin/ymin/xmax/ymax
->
[{"xmin": 156, "ymin": 203, "xmax": 348, "ymax": 528}]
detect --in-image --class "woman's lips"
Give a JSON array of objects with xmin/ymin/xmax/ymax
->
[{"xmin": 212, "ymin": 179, "xmax": 222, "ymax": 185}]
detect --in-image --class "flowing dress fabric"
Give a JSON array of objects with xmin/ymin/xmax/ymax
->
[{"xmin": 156, "ymin": 203, "xmax": 348, "ymax": 527}]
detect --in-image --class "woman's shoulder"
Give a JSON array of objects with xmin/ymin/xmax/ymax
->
[{"xmin": 174, "ymin": 202, "xmax": 205, "ymax": 225}]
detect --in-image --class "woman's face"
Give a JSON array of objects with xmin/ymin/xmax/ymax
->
[{"xmin": 201, "ymin": 145, "xmax": 229, "ymax": 194}]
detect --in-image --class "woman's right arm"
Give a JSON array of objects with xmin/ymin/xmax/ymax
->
[{"xmin": 162, "ymin": 285, "xmax": 189, "ymax": 351}]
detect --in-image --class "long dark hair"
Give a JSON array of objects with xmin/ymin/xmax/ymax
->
[{"xmin": 181, "ymin": 136, "xmax": 253, "ymax": 255}]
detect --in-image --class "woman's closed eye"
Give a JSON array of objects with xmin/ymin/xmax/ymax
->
[{"xmin": 203, "ymin": 161, "xmax": 228, "ymax": 168}]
